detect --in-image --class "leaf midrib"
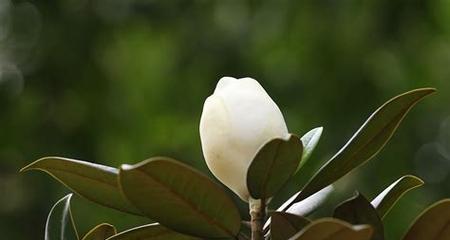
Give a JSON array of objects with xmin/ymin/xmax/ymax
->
[
  {"xmin": 297, "ymin": 98, "xmax": 418, "ymax": 204},
  {"xmin": 434, "ymin": 219, "xmax": 450, "ymax": 239},
  {"xmin": 34, "ymin": 167, "xmax": 138, "ymax": 213},
  {"xmin": 133, "ymin": 168, "xmax": 235, "ymax": 238},
  {"xmin": 261, "ymin": 141, "xmax": 283, "ymax": 199},
  {"xmin": 45, "ymin": 167, "xmax": 117, "ymax": 188}
]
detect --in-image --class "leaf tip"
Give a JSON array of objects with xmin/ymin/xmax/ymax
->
[
  {"xmin": 316, "ymin": 126, "xmax": 324, "ymax": 133},
  {"xmin": 120, "ymin": 164, "xmax": 134, "ymax": 171},
  {"xmin": 58, "ymin": 193, "xmax": 74, "ymax": 203},
  {"xmin": 414, "ymin": 87, "xmax": 437, "ymax": 96},
  {"xmin": 20, "ymin": 156, "xmax": 54, "ymax": 173},
  {"xmin": 404, "ymin": 174, "xmax": 425, "ymax": 186},
  {"xmin": 19, "ymin": 165, "xmax": 30, "ymax": 173},
  {"xmin": 397, "ymin": 175, "xmax": 425, "ymax": 190}
]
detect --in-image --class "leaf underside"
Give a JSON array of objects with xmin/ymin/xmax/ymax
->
[
  {"xmin": 371, "ymin": 175, "xmax": 424, "ymax": 219},
  {"xmin": 45, "ymin": 194, "xmax": 79, "ymax": 240},
  {"xmin": 278, "ymin": 185, "xmax": 334, "ymax": 217},
  {"xmin": 297, "ymin": 127, "xmax": 323, "ymax": 172}
]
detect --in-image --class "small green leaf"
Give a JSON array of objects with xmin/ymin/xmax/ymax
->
[
  {"xmin": 371, "ymin": 175, "xmax": 424, "ymax": 219},
  {"xmin": 333, "ymin": 192, "xmax": 384, "ymax": 240},
  {"xmin": 106, "ymin": 223, "xmax": 198, "ymax": 240},
  {"xmin": 21, "ymin": 157, "xmax": 140, "ymax": 215},
  {"xmin": 403, "ymin": 199, "xmax": 450, "ymax": 240},
  {"xmin": 297, "ymin": 127, "xmax": 323, "ymax": 172},
  {"xmin": 82, "ymin": 223, "xmax": 116, "ymax": 240},
  {"xmin": 270, "ymin": 212, "xmax": 310, "ymax": 240},
  {"xmin": 247, "ymin": 134, "xmax": 303, "ymax": 200},
  {"xmin": 290, "ymin": 218, "xmax": 373, "ymax": 240},
  {"xmin": 45, "ymin": 194, "xmax": 79, "ymax": 240},
  {"xmin": 119, "ymin": 157, "xmax": 241, "ymax": 239},
  {"xmin": 285, "ymin": 88, "xmax": 435, "ymax": 207}
]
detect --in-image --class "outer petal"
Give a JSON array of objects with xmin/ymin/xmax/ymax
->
[
  {"xmin": 200, "ymin": 94, "xmax": 250, "ymax": 199},
  {"xmin": 200, "ymin": 77, "xmax": 288, "ymax": 201}
]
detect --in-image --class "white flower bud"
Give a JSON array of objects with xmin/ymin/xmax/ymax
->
[{"xmin": 199, "ymin": 77, "xmax": 288, "ymax": 201}]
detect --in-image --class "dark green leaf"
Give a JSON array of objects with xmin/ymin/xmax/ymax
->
[
  {"xmin": 285, "ymin": 88, "xmax": 435, "ymax": 207},
  {"xmin": 106, "ymin": 223, "xmax": 198, "ymax": 240},
  {"xmin": 297, "ymin": 127, "xmax": 323, "ymax": 172},
  {"xmin": 333, "ymin": 192, "xmax": 384, "ymax": 240},
  {"xmin": 82, "ymin": 223, "xmax": 116, "ymax": 240},
  {"xmin": 371, "ymin": 175, "xmax": 424, "ymax": 219},
  {"xmin": 21, "ymin": 157, "xmax": 140, "ymax": 215},
  {"xmin": 290, "ymin": 218, "xmax": 373, "ymax": 240},
  {"xmin": 403, "ymin": 199, "xmax": 450, "ymax": 240},
  {"xmin": 270, "ymin": 212, "xmax": 310, "ymax": 240},
  {"xmin": 247, "ymin": 134, "xmax": 303, "ymax": 200},
  {"xmin": 45, "ymin": 194, "xmax": 79, "ymax": 240},
  {"xmin": 119, "ymin": 157, "xmax": 241, "ymax": 239}
]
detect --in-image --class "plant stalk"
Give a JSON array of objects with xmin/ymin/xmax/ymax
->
[{"xmin": 249, "ymin": 198, "xmax": 266, "ymax": 240}]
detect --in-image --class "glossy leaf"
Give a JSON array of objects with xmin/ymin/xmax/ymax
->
[
  {"xmin": 280, "ymin": 185, "xmax": 334, "ymax": 216},
  {"xmin": 106, "ymin": 223, "xmax": 198, "ymax": 240},
  {"xmin": 371, "ymin": 175, "xmax": 424, "ymax": 219},
  {"xmin": 264, "ymin": 186, "xmax": 333, "ymax": 232},
  {"xmin": 45, "ymin": 194, "xmax": 79, "ymax": 240},
  {"xmin": 119, "ymin": 157, "xmax": 241, "ymax": 239},
  {"xmin": 297, "ymin": 127, "xmax": 323, "ymax": 171},
  {"xmin": 290, "ymin": 218, "xmax": 373, "ymax": 240},
  {"xmin": 82, "ymin": 224, "xmax": 116, "ymax": 240},
  {"xmin": 333, "ymin": 192, "xmax": 384, "ymax": 240},
  {"xmin": 285, "ymin": 88, "xmax": 435, "ymax": 207},
  {"xmin": 403, "ymin": 199, "xmax": 450, "ymax": 240},
  {"xmin": 270, "ymin": 212, "xmax": 310, "ymax": 240},
  {"xmin": 247, "ymin": 134, "xmax": 303, "ymax": 200},
  {"xmin": 21, "ymin": 157, "xmax": 140, "ymax": 215}
]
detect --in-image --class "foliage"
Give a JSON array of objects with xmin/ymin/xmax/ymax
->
[
  {"xmin": 2, "ymin": 1, "xmax": 450, "ymax": 239},
  {"xmin": 22, "ymin": 88, "xmax": 450, "ymax": 239}
]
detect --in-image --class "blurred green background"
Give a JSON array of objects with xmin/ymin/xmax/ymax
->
[{"xmin": 1, "ymin": 0, "xmax": 449, "ymax": 239}]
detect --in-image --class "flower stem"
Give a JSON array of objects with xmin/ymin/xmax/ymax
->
[{"xmin": 249, "ymin": 198, "xmax": 266, "ymax": 240}]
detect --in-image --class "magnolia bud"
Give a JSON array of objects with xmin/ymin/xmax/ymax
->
[{"xmin": 199, "ymin": 77, "xmax": 288, "ymax": 201}]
